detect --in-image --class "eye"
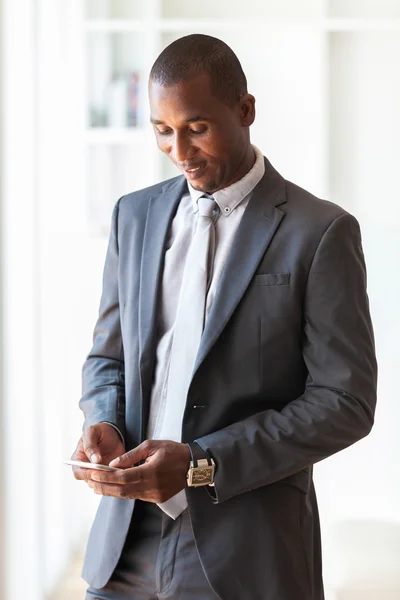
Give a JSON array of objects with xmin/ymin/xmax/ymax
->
[
  {"xmin": 156, "ymin": 128, "xmax": 172, "ymax": 136},
  {"xmin": 190, "ymin": 127, "xmax": 207, "ymax": 135}
]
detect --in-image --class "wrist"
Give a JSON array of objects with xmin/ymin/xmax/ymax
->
[
  {"xmin": 99, "ymin": 421, "xmax": 125, "ymax": 444},
  {"xmin": 181, "ymin": 441, "xmax": 191, "ymax": 468}
]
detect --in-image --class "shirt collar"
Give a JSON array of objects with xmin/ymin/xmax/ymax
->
[{"xmin": 188, "ymin": 145, "xmax": 265, "ymax": 217}]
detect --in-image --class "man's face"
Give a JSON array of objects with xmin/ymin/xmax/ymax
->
[{"xmin": 149, "ymin": 73, "xmax": 255, "ymax": 193}]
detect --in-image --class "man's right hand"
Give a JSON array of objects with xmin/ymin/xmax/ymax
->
[{"xmin": 71, "ymin": 423, "xmax": 125, "ymax": 482}]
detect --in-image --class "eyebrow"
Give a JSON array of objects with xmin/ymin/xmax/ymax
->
[{"xmin": 150, "ymin": 116, "xmax": 209, "ymax": 125}]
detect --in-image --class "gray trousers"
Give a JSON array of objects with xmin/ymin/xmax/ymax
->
[{"xmin": 85, "ymin": 500, "xmax": 219, "ymax": 600}]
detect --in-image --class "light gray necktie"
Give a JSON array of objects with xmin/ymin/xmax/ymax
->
[{"xmin": 156, "ymin": 194, "xmax": 219, "ymax": 518}]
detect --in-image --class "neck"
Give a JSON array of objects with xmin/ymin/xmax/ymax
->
[{"xmin": 212, "ymin": 144, "xmax": 256, "ymax": 193}]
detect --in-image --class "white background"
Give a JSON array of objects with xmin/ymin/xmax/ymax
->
[{"xmin": 1, "ymin": 1, "xmax": 399, "ymax": 599}]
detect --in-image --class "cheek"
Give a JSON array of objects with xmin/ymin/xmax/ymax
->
[
  {"xmin": 156, "ymin": 137, "xmax": 169, "ymax": 153},
  {"xmin": 206, "ymin": 131, "xmax": 240, "ymax": 163}
]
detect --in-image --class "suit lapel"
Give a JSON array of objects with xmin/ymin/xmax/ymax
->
[
  {"xmin": 138, "ymin": 176, "xmax": 187, "ymax": 437},
  {"xmin": 192, "ymin": 158, "xmax": 287, "ymax": 379}
]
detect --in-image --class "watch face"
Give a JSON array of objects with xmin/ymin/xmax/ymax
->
[{"xmin": 191, "ymin": 467, "xmax": 213, "ymax": 485}]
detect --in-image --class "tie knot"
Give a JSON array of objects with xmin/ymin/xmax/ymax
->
[{"xmin": 198, "ymin": 195, "xmax": 218, "ymax": 219}]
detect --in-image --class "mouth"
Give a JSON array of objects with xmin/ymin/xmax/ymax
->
[{"xmin": 182, "ymin": 163, "xmax": 207, "ymax": 180}]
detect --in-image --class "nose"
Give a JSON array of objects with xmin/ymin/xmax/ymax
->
[{"xmin": 171, "ymin": 132, "xmax": 197, "ymax": 164}]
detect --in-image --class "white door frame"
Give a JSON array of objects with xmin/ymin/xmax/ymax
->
[{"xmin": 1, "ymin": 0, "xmax": 44, "ymax": 598}]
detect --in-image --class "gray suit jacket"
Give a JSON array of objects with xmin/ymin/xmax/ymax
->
[{"xmin": 80, "ymin": 157, "xmax": 377, "ymax": 600}]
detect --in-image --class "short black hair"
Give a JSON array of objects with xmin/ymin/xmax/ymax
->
[{"xmin": 149, "ymin": 34, "xmax": 248, "ymax": 107}]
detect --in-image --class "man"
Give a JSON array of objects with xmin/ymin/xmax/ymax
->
[{"xmin": 71, "ymin": 34, "xmax": 377, "ymax": 600}]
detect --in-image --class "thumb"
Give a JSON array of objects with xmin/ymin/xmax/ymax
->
[
  {"xmin": 109, "ymin": 440, "xmax": 154, "ymax": 468},
  {"xmin": 83, "ymin": 426, "xmax": 102, "ymax": 464}
]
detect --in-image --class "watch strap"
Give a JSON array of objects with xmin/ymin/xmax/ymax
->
[{"xmin": 186, "ymin": 441, "xmax": 213, "ymax": 467}]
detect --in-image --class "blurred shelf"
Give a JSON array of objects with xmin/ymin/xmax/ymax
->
[
  {"xmin": 328, "ymin": 18, "xmax": 400, "ymax": 31},
  {"xmin": 85, "ymin": 128, "xmax": 154, "ymax": 144},
  {"xmin": 84, "ymin": 18, "xmax": 400, "ymax": 33},
  {"xmin": 86, "ymin": 19, "xmax": 149, "ymax": 32}
]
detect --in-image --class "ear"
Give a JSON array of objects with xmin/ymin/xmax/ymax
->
[{"xmin": 239, "ymin": 94, "xmax": 256, "ymax": 127}]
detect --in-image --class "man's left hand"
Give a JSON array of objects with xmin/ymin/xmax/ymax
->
[{"xmin": 87, "ymin": 440, "xmax": 191, "ymax": 503}]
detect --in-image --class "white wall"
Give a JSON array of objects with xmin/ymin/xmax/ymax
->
[
  {"xmin": 0, "ymin": 0, "xmax": 5, "ymax": 597},
  {"xmin": 1, "ymin": 0, "xmax": 43, "ymax": 597},
  {"xmin": 315, "ymin": 30, "xmax": 400, "ymax": 599}
]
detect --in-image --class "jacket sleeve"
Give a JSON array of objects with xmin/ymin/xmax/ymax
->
[
  {"xmin": 79, "ymin": 199, "xmax": 126, "ymax": 439},
  {"xmin": 195, "ymin": 212, "xmax": 377, "ymax": 503}
]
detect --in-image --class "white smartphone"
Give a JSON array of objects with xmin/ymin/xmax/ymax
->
[{"xmin": 64, "ymin": 459, "xmax": 120, "ymax": 472}]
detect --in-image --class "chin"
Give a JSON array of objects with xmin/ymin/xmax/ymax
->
[
  {"xmin": 204, "ymin": 180, "xmax": 220, "ymax": 193},
  {"xmin": 190, "ymin": 180, "xmax": 210, "ymax": 193}
]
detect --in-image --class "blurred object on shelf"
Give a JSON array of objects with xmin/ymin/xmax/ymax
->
[
  {"xmin": 107, "ymin": 75, "xmax": 128, "ymax": 127},
  {"xmin": 127, "ymin": 71, "xmax": 140, "ymax": 127},
  {"xmin": 89, "ymin": 105, "xmax": 107, "ymax": 127},
  {"xmin": 89, "ymin": 70, "xmax": 141, "ymax": 128}
]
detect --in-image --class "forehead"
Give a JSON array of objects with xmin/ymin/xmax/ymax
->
[{"xmin": 149, "ymin": 74, "xmax": 231, "ymax": 122}]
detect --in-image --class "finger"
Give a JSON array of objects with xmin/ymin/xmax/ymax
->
[
  {"xmin": 90, "ymin": 463, "xmax": 148, "ymax": 485},
  {"xmin": 72, "ymin": 466, "xmax": 97, "ymax": 482},
  {"xmin": 70, "ymin": 454, "xmax": 97, "ymax": 481},
  {"xmin": 82, "ymin": 426, "xmax": 102, "ymax": 464},
  {"xmin": 72, "ymin": 441, "xmax": 90, "ymax": 463},
  {"xmin": 87, "ymin": 480, "xmax": 145, "ymax": 499},
  {"xmin": 72, "ymin": 460, "xmax": 94, "ymax": 481},
  {"xmin": 109, "ymin": 440, "xmax": 155, "ymax": 468},
  {"xmin": 70, "ymin": 438, "xmax": 95, "ymax": 481}
]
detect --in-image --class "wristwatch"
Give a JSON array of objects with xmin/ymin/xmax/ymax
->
[{"xmin": 186, "ymin": 442, "xmax": 215, "ymax": 487}]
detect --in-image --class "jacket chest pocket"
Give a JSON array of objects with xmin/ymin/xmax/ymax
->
[{"xmin": 251, "ymin": 272, "xmax": 290, "ymax": 286}]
